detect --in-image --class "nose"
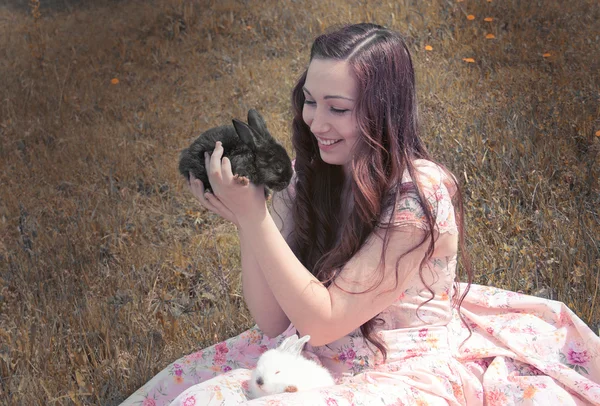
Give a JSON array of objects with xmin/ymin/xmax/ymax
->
[
  {"xmin": 256, "ymin": 377, "xmax": 264, "ymax": 386},
  {"xmin": 309, "ymin": 107, "xmax": 330, "ymax": 135}
]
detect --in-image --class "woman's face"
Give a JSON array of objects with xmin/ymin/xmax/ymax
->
[{"xmin": 302, "ymin": 58, "xmax": 360, "ymax": 169}]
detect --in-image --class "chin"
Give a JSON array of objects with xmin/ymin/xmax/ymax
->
[{"xmin": 319, "ymin": 154, "xmax": 348, "ymax": 166}]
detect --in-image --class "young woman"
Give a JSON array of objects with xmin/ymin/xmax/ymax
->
[{"xmin": 121, "ymin": 23, "xmax": 600, "ymax": 405}]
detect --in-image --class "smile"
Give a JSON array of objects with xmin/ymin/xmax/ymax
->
[{"xmin": 317, "ymin": 137, "xmax": 342, "ymax": 146}]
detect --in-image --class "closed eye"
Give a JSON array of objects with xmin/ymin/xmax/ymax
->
[
  {"xmin": 303, "ymin": 100, "xmax": 348, "ymax": 115},
  {"xmin": 275, "ymin": 371, "xmax": 280, "ymax": 374}
]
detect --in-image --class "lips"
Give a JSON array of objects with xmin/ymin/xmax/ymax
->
[{"xmin": 316, "ymin": 137, "xmax": 342, "ymax": 146}]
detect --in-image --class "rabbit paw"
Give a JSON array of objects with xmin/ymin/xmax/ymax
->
[{"xmin": 233, "ymin": 174, "xmax": 250, "ymax": 186}]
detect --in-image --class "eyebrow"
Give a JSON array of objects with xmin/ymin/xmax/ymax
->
[{"xmin": 302, "ymin": 87, "xmax": 355, "ymax": 102}]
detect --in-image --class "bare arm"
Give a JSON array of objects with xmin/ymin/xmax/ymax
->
[
  {"xmin": 238, "ymin": 210, "xmax": 453, "ymax": 346},
  {"xmin": 186, "ymin": 169, "xmax": 293, "ymax": 337},
  {"xmin": 240, "ymin": 185, "xmax": 295, "ymax": 337},
  {"xmin": 240, "ymin": 228, "xmax": 289, "ymax": 337},
  {"xmin": 201, "ymin": 146, "xmax": 458, "ymax": 347}
]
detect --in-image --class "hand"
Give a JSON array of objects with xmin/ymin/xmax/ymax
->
[
  {"xmin": 200, "ymin": 141, "xmax": 268, "ymax": 226},
  {"xmin": 188, "ymin": 172, "xmax": 240, "ymax": 227}
]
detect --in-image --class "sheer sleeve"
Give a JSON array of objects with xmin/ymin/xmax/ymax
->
[
  {"xmin": 288, "ymin": 158, "xmax": 297, "ymax": 198},
  {"xmin": 381, "ymin": 160, "xmax": 458, "ymax": 235},
  {"xmin": 270, "ymin": 159, "xmax": 297, "ymax": 242}
]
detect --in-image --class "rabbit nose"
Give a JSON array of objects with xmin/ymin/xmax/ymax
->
[{"xmin": 256, "ymin": 377, "xmax": 264, "ymax": 386}]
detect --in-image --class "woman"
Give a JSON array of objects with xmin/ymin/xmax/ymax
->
[{"xmin": 121, "ymin": 23, "xmax": 600, "ymax": 405}]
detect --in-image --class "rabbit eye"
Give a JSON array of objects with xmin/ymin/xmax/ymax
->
[{"xmin": 275, "ymin": 370, "xmax": 280, "ymax": 375}]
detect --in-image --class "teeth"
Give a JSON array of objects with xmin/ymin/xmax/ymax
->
[{"xmin": 318, "ymin": 138, "xmax": 341, "ymax": 146}]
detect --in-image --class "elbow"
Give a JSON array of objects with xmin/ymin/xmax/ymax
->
[
  {"xmin": 303, "ymin": 332, "xmax": 336, "ymax": 347},
  {"xmin": 260, "ymin": 326, "xmax": 286, "ymax": 339},
  {"xmin": 255, "ymin": 317, "xmax": 291, "ymax": 339},
  {"xmin": 294, "ymin": 307, "xmax": 338, "ymax": 346},
  {"xmin": 296, "ymin": 322, "xmax": 336, "ymax": 347}
]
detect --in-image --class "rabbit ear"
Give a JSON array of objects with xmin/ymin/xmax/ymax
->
[
  {"xmin": 292, "ymin": 335, "xmax": 311, "ymax": 353},
  {"xmin": 277, "ymin": 335, "xmax": 299, "ymax": 352},
  {"xmin": 247, "ymin": 109, "xmax": 268, "ymax": 138},
  {"xmin": 232, "ymin": 118, "xmax": 260, "ymax": 151},
  {"xmin": 283, "ymin": 335, "xmax": 310, "ymax": 356}
]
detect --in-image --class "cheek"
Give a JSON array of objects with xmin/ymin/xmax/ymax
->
[
  {"xmin": 341, "ymin": 117, "xmax": 359, "ymax": 139},
  {"xmin": 302, "ymin": 106, "xmax": 313, "ymax": 126}
]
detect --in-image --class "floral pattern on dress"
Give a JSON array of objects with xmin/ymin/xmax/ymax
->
[
  {"xmin": 119, "ymin": 161, "xmax": 600, "ymax": 406},
  {"xmin": 381, "ymin": 159, "xmax": 459, "ymax": 236}
]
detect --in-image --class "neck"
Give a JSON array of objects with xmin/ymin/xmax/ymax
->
[{"xmin": 343, "ymin": 161, "xmax": 352, "ymax": 178}]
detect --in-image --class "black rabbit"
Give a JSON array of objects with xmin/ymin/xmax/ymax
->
[{"xmin": 179, "ymin": 109, "xmax": 293, "ymax": 199}]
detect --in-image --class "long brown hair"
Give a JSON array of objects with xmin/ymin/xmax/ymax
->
[{"xmin": 283, "ymin": 23, "xmax": 473, "ymax": 360}]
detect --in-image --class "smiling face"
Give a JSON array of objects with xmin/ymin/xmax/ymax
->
[{"xmin": 302, "ymin": 58, "xmax": 360, "ymax": 170}]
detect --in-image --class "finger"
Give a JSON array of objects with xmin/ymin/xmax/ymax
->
[
  {"xmin": 190, "ymin": 180, "xmax": 221, "ymax": 213},
  {"xmin": 198, "ymin": 182, "xmax": 236, "ymax": 219},
  {"xmin": 203, "ymin": 190, "xmax": 232, "ymax": 214},
  {"xmin": 187, "ymin": 176, "xmax": 232, "ymax": 219},
  {"xmin": 204, "ymin": 151, "xmax": 210, "ymax": 164},
  {"xmin": 221, "ymin": 156, "xmax": 234, "ymax": 183},
  {"xmin": 209, "ymin": 141, "xmax": 224, "ymax": 179},
  {"xmin": 204, "ymin": 151, "xmax": 218, "ymax": 192},
  {"xmin": 201, "ymin": 192, "xmax": 221, "ymax": 213},
  {"xmin": 191, "ymin": 177, "xmax": 238, "ymax": 223},
  {"xmin": 189, "ymin": 177, "xmax": 211, "ymax": 204}
]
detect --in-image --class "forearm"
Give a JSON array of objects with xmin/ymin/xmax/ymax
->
[
  {"xmin": 239, "ymin": 227, "xmax": 290, "ymax": 337},
  {"xmin": 239, "ymin": 211, "xmax": 334, "ymax": 345}
]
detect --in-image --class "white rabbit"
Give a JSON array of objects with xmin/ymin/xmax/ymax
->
[{"xmin": 247, "ymin": 334, "xmax": 336, "ymax": 399}]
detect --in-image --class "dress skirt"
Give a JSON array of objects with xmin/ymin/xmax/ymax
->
[{"xmin": 120, "ymin": 283, "xmax": 600, "ymax": 405}]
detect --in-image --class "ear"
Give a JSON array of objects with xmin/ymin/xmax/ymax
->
[
  {"xmin": 288, "ymin": 335, "xmax": 310, "ymax": 355},
  {"xmin": 277, "ymin": 335, "xmax": 299, "ymax": 352},
  {"xmin": 284, "ymin": 385, "xmax": 298, "ymax": 393},
  {"xmin": 232, "ymin": 119, "xmax": 260, "ymax": 151},
  {"xmin": 247, "ymin": 109, "xmax": 268, "ymax": 138}
]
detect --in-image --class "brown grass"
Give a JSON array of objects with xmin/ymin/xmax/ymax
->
[{"xmin": 0, "ymin": 0, "xmax": 598, "ymax": 404}]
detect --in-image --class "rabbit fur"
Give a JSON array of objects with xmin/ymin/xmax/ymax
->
[
  {"xmin": 178, "ymin": 109, "xmax": 293, "ymax": 199},
  {"xmin": 248, "ymin": 334, "xmax": 336, "ymax": 399}
]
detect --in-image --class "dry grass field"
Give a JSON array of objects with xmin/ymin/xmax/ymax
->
[{"xmin": 0, "ymin": 0, "xmax": 598, "ymax": 404}]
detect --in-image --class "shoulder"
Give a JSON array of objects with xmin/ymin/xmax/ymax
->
[
  {"xmin": 382, "ymin": 159, "xmax": 458, "ymax": 235},
  {"xmin": 401, "ymin": 159, "xmax": 458, "ymax": 198}
]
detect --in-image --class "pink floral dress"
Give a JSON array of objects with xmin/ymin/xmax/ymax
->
[{"xmin": 120, "ymin": 160, "xmax": 600, "ymax": 406}]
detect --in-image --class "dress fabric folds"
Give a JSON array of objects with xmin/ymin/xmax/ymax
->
[{"xmin": 120, "ymin": 160, "xmax": 600, "ymax": 405}]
